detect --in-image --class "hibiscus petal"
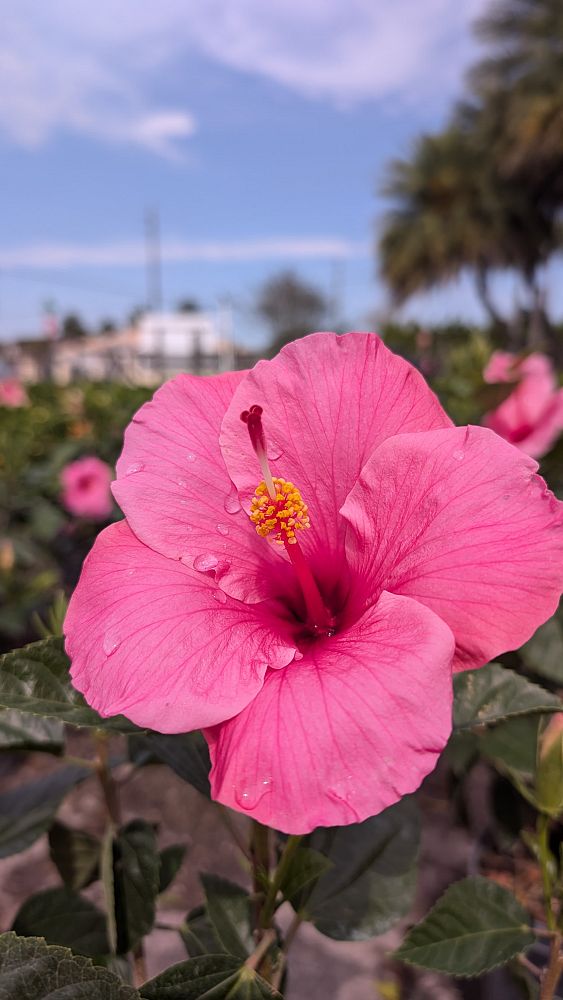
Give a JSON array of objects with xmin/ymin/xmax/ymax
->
[
  {"xmin": 485, "ymin": 385, "xmax": 563, "ymax": 459},
  {"xmin": 206, "ymin": 591, "xmax": 454, "ymax": 834},
  {"xmin": 341, "ymin": 426, "xmax": 563, "ymax": 671},
  {"xmin": 112, "ymin": 370, "xmax": 284, "ymax": 602},
  {"xmin": 518, "ymin": 389, "xmax": 563, "ymax": 458},
  {"xmin": 64, "ymin": 521, "xmax": 296, "ymax": 732},
  {"xmin": 220, "ymin": 332, "xmax": 451, "ymax": 559}
]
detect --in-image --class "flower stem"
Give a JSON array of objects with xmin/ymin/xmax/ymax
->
[
  {"xmin": 95, "ymin": 731, "xmax": 121, "ymax": 827},
  {"xmin": 217, "ymin": 804, "xmax": 252, "ymax": 861},
  {"xmin": 250, "ymin": 821, "xmax": 271, "ymax": 931},
  {"xmin": 537, "ymin": 813, "xmax": 556, "ymax": 932},
  {"xmin": 62, "ymin": 754, "xmax": 97, "ymax": 769},
  {"xmin": 270, "ymin": 912, "xmax": 304, "ymax": 992},
  {"xmin": 245, "ymin": 928, "xmax": 277, "ymax": 972},
  {"xmin": 260, "ymin": 835, "xmax": 303, "ymax": 929},
  {"xmin": 540, "ymin": 934, "xmax": 563, "ymax": 1000}
]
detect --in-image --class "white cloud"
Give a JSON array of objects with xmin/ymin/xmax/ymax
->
[
  {"xmin": 187, "ymin": 0, "xmax": 491, "ymax": 105},
  {"xmin": 0, "ymin": 0, "xmax": 491, "ymax": 154},
  {"xmin": 0, "ymin": 236, "xmax": 368, "ymax": 269}
]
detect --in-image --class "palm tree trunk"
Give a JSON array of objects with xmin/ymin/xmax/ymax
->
[
  {"xmin": 475, "ymin": 262, "xmax": 505, "ymax": 330},
  {"xmin": 526, "ymin": 270, "xmax": 545, "ymax": 350}
]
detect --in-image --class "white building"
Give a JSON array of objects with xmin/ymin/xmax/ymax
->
[
  {"xmin": 137, "ymin": 310, "xmax": 236, "ymax": 380},
  {"xmin": 1, "ymin": 309, "xmax": 245, "ymax": 386}
]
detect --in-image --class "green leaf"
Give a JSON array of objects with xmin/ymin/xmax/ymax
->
[
  {"xmin": 278, "ymin": 846, "xmax": 333, "ymax": 912},
  {"xmin": 441, "ymin": 731, "xmax": 479, "ymax": 776},
  {"xmin": 536, "ymin": 719, "xmax": 563, "ymax": 817},
  {"xmin": 480, "ymin": 715, "xmax": 542, "ymax": 779},
  {"xmin": 0, "ymin": 637, "xmax": 140, "ymax": 733},
  {"xmin": 12, "ymin": 888, "xmax": 109, "ymax": 958},
  {"xmin": 0, "ymin": 708, "xmax": 64, "ymax": 753},
  {"xmin": 0, "ymin": 932, "xmax": 139, "ymax": 1000},
  {"xmin": 101, "ymin": 825, "xmax": 118, "ymax": 955},
  {"xmin": 158, "ymin": 844, "xmax": 187, "ymax": 894},
  {"xmin": 129, "ymin": 732, "xmax": 211, "ymax": 796},
  {"xmin": 520, "ymin": 611, "xmax": 563, "ymax": 685},
  {"xmin": 0, "ymin": 764, "xmax": 90, "ymax": 858},
  {"xmin": 180, "ymin": 906, "xmax": 226, "ymax": 958},
  {"xmin": 395, "ymin": 877, "xmax": 534, "ymax": 976},
  {"xmin": 201, "ymin": 874, "xmax": 253, "ymax": 960},
  {"xmin": 113, "ymin": 820, "xmax": 160, "ymax": 953},
  {"xmin": 140, "ymin": 955, "xmax": 280, "ymax": 1000},
  {"xmin": 303, "ymin": 796, "xmax": 420, "ymax": 940},
  {"xmin": 453, "ymin": 663, "xmax": 560, "ymax": 731},
  {"xmin": 48, "ymin": 821, "xmax": 100, "ymax": 890}
]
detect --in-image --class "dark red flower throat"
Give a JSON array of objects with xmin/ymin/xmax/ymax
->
[{"xmin": 240, "ymin": 405, "xmax": 335, "ymax": 638}]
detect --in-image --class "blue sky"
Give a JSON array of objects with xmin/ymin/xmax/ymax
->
[{"xmin": 2, "ymin": 0, "xmax": 555, "ymax": 346}]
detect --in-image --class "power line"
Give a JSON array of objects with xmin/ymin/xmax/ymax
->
[{"xmin": 0, "ymin": 266, "xmax": 135, "ymax": 299}]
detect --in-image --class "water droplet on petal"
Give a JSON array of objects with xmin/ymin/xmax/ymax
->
[
  {"xmin": 214, "ymin": 557, "xmax": 231, "ymax": 580},
  {"xmin": 193, "ymin": 553, "xmax": 219, "ymax": 573},
  {"xmin": 125, "ymin": 568, "xmax": 135, "ymax": 577},
  {"xmin": 177, "ymin": 478, "xmax": 188, "ymax": 488},
  {"xmin": 103, "ymin": 631, "xmax": 121, "ymax": 656},
  {"xmin": 212, "ymin": 589, "xmax": 227, "ymax": 604},
  {"xmin": 125, "ymin": 462, "xmax": 144, "ymax": 475},
  {"xmin": 327, "ymin": 781, "xmax": 361, "ymax": 822},
  {"xmin": 268, "ymin": 441, "xmax": 284, "ymax": 461},
  {"xmin": 216, "ymin": 523, "xmax": 229, "ymax": 536},
  {"xmin": 234, "ymin": 777, "xmax": 273, "ymax": 811},
  {"xmin": 224, "ymin": 491, "xmax": 241, "ymax": 515},
  {"xmin": 186, "ymin": 452, "xmax": 197, "ymax": 462},
  {"xmin": 452, "ymin": 449, "xmax": 465, "ymax": 462}
]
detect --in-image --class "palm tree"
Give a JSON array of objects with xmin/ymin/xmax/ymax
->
[
  {"xmin": 379, "ymin": 125, "xmax": 551, "ymax": 329},
  {"xmin": 467, "ymin": 0, "xmax": 563, "ymax": 355},
  {"xmin": 470, "ymin": 0, "xmax": 563, "ymax": 190}
]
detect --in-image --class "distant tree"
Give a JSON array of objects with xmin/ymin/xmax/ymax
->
[
  {"xmin": 61, "ymin": 313, "xmax": 88, "ymax": 339},
  {"xmin": 378, "ymin": 0, "xmax": 563, "ymax": 357},
  {"xmin": 256, "ymin": 271, "xmax": 327, "ymax": 356},
  {"xmin": 468, "ymin": 0, "xmax": 563, "ymax": 357},
  {"xmin": 177, "ymin": 298, "xmax": 201, "ymax": 314},
  {"xmin": 381, "ymin": 125, "xmax": 557, "ymax": 328},
  {"xmin": 128, "ymin": 306, "xmax": 146, "ymax": 327},
  {"xmin": 470, "ymin": 0, "xmax": 563, "ymax": 196},
  {"xmin": 99, "ymin": 319, "xmax": 116, "ymax": 334}
]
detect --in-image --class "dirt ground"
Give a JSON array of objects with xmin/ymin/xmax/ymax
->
[{"xmin": 0, "ymin": 737, "xmax": 471, "ymax": 999}]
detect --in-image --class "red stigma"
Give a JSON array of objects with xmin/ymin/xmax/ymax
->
[{"xmin": 240, "ymin": 404, "xmax": 266, "ymax": 455}]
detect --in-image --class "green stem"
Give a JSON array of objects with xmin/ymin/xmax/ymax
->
[
  {"xmin": 540, "ymin": 933, "xmax": 563, "ymax": 1000},
  {"xmin": 133, "ymin": 942, "xmax": 148, "ymax": 988},
  {"xmin": 260, "ymin": 835, "xmax": 303, "ymax": 930},
  {"xmin": 217, "ymin": 805, "xmax": 251, "ymax": 861},
  {"xmin": 537, "ymin": 813, "xmax": 556, "ymax": 932},
  {"xmin": 63, "ymin": 754, "xmax": 97, "ymax": 769},
  {"xmin": 244, "ymin": 928, "xmax": 277, "ymax": 972},
  {"xmin": 270, "ymin": 912, "xmax": 303, "ymax": 992},
  {"xmin": 250, "ymin": 821, "xmax": 271, "ymax": 931}
]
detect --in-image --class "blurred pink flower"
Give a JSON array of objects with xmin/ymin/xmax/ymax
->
[
  {"xmin": 483, "ymin": 350, "xmax": 563, "ymax": 458},
  {"xmin": 61, "ymin": 456, "xmax": 113, "ymax": 520},
  {"xmin": 65, "ymin": 333, "xmax": 563, "ymax": 833},
  {"xmin": 0, "ymin": 379, "xmax": 28, "ymax": 408}
]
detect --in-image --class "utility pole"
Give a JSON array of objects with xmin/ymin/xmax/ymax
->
[
  {"xmin": 329, "ymin": 259, "xmax": 345, "ymax": 331},
  {"xmin": 145, "ymin": 208, "xmax": 163, "ymax": 312},
  {"xmin": 145, "ymin": 208, "xmax": 164, "ymax": 378}
]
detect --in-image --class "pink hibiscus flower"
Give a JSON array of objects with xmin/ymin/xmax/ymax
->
[
  {"xmin": 64, "ymin": 333, "xmax": 563, "ymax": 833},
  {"xmin": 61, "ymin": 456, "xmax": 113, "ymax": 520},
  {"xmin": 483, "ymin": 351, "xmax": 563, "ymax": 458},
  {"xmin": 0, "ymin": 379, "xmax": 28, "ymax": 408}
]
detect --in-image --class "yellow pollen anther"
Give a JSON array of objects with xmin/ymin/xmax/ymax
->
[{"xmin": 249, "ymin": 477, "xmax": 311, "ymax": 544}]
